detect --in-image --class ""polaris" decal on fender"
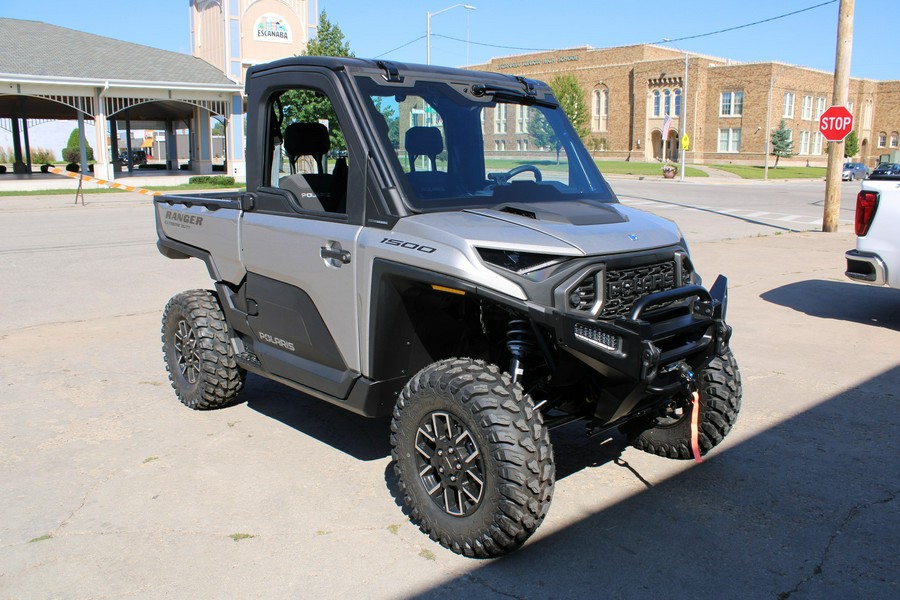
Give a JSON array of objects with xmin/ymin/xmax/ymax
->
[{"xmin": 380, "ymin": 238, "xmax": 437, "ymax": 254}]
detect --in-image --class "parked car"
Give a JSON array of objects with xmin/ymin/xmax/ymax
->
[
  {"xmin": 845, "ymin": 174, "xmax": 900, "ymax": 289},
  {"xmin": 842, "ymin": 162, "xmax": 868, "ymax": 181},
  {"xmin": 118, "ymin": 150, "xmax": 147, "ymax": 166},
  {"xmin": 869, "ymin": 162, "xmax": 900, "ymax": 178}
]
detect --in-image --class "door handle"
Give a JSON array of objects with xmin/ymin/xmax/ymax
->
[{"xmin": 320, "ymin": 246, "xmax": 351, "ymax": 265}]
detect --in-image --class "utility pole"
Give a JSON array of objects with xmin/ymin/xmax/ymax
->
[
  {"xmin": 823, "ymin": 0, "xmax": 854, "ymax": 232},
  {"xmin": 764, "ymin": 74, "xmax": 774, "ymax": 181}
]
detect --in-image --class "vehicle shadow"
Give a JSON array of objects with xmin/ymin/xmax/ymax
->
[
  {"xmin": 243, "ymin": 374, "xmax": 392, "ymax": 462},
  {"xmin": 761, "ymin": 279, "xmax": 900, "ymax": 330},
  {"xmin": 405, "ymin": 365, "xmax": 900, "ymax": 599}
]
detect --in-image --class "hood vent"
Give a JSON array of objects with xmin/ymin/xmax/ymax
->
[{"xmin": 500, "ymin": 206, "xmax": 537, "ymax": 220}]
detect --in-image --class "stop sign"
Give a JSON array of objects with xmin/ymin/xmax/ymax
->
[{"xmin": 819, "ymin": 105, "xmax": 854, "ymax": 142}]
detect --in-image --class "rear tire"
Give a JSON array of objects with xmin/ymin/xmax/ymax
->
[
  {"xmin": 391, "ymin": 358, "xmax": 554, "ymax": 558},
  {"xmin": 631, "ymin": 352, "xmax": 742, "ymax": 459},
  {"xmin": 161, "ymin": 289, "xmax": 245, "ymax": 410}
]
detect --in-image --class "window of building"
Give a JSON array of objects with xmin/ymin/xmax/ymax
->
[
  {"xmin": 892, "ymin": 132, "xmax": 899, "ymax": 148},
  {"xmin": 515, "ymin": 138, "xmax": 528, "ymax": 152},
  {"xmin": 515, "ymin": 105, "xmax": 529, "ymax": 134},
  {"xmin": 815, "ymin": 97, "xmax": 826, "ymax": 120},
  {"xmin": 718, "ymin": 127, "xmax": 741, "ymax": 152},
  {"xmin": 720, "ymin": 91, "xmax": 743, "ymax": 116},
  {"xmin": 878, "ymin": 131, "xmax": 887, "ymax": 147},
  {"xmin": 674, "ymin": 88, "xmax": 682, "ymax": 117},
  {"xmin": 494, "ymin": 139, "xmax": 506, "ymax": 152},
  {"xmin": 664, "ymin": 89, "xmax": 671, "ymax": 116},
  {"xmin": 799, "ymin": 130, "xmax": 811, "ymax": 155},
  {"xmin": 653, "ymin": 90, "xmax": 661, "ymax": 117},
  {"xmin": 812, "ymin": 131, "xmax": 824, "ymax": 155},
  {"xmin": 783, "ymin": 92, "xmax": 795, "ymax": 118},
  {"xmin": 801, "ymin": 96, "xmax": 813, "ymax": 120},
  {"xmin": 494, "ymin": 104, "xmax": 507, "ymax": 134},
  {"xmin": 591, "ymin": 87, "xmax": 609, "ymax": 132}
]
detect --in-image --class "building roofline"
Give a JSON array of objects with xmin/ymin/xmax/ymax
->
[{"xmin": 0, "ymin": 73, "xmax": 242, "ymax": 94}]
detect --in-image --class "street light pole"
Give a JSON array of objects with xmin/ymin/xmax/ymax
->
[{"xmin": 426, "ymin": 4, "xmax": 476, "ymax": 65}]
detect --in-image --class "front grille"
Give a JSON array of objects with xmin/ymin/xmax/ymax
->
[{"xmin": 601, "ymin": 261, "xmax": 678, "ymax": 320}]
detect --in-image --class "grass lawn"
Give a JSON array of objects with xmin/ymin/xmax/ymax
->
[
  {"xmin": 484, "ymin": 159, "xmax": 708, "ymax": 178},
  {"xmin": 711, "ymin": 164, "xmax": 827, "ymax": 179}
]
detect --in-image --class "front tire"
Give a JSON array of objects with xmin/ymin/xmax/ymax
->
[
  {"xmin": 631, "ymin": 352, "xmax": 742, "ymax": 459},
  {"xmin": 161, "ymin": 289, "xmax": 245, "ymax": 410},
  {"xmin": 391, "ymin": 358, "xmax": 554, "ymax": 558}
]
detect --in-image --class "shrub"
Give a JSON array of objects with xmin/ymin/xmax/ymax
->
[
  {"xmin": 30, "ymin": 147, "xmax": 56, "ymax": 163},
  {"xmin": 188, "ymin": 175, "xmax": 236, "ymax": 186},
  {"xmin": 61, "ymin": 129, "xmax": 94, "ymax": 164}
]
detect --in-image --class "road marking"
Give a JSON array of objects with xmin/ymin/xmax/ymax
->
[{"xmin": 620, "ymin": 198, "xmax": 853, "ymax": 225}]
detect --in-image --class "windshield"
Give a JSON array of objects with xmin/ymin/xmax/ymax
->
[{"xmin": 355, "ymin": 76, "xmax": 615, "ymax": 211}]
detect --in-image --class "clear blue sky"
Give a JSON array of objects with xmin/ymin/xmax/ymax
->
[{"xmin": 1, "ymin": 0, "xmax": 893, "ymax": 80}]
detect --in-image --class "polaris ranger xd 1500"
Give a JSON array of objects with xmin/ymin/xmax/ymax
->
[{"xmin": 155, "ymin": 57, "xmax": 741, "ymax": 558}]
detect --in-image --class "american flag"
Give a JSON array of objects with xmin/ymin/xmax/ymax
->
[{"xmin": 662, "ymin": 114, "xmax": 672, "ymax": 140}]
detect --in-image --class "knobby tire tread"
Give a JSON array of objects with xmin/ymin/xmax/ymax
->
[{"xmin": 391, "ymin": 358, "xmax": 555, "ymax": 558}]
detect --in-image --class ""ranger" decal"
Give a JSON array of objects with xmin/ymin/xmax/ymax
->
[{"xmin": 165, "ymin": 210, "xmax": 204, "ymax": 227}]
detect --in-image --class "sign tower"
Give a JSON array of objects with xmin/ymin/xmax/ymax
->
[{"xmin": 191, "ymin": 0, "xmax": 312, "ymax": 85}]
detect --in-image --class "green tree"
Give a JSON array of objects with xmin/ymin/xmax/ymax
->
[
  {"xmin": 62, "ymin": 128, "xmax": 93, "ymax": 164},
  {"xmin": 844, "ymin": 130, "xmax": 860, "ymax": 158},
  {"xmin": 304, "ymin": 10, "xmax": 353, "ymax": 58},
  {"xmin": 549, "ymin": 75, "xmax": 590, "ymax": 141},
  {"xmin": 212, "ymin": 120, "xmax": 226, "ymax": 136},
  {"xmin": 530, "ymin": 110, "xmax": 560, "ymax": 162},
  {"xmin": 770, "ymin": 120, "xmax": 793, "ymax": 167},
  {"xmin": 279, "ymin": 11, "xmax": 354, "ymax": 152}
]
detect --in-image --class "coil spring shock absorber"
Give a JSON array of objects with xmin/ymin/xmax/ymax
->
[{"xmin": 506, "ymin": 317, "xmax": 535, "ymax": 384}]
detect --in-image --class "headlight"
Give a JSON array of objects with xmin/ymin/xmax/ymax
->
[{"xmin": 477, "ymin": 248, "xmax": 567, "ymax": 275}]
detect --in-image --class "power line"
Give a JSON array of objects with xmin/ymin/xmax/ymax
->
[
  {"xmin": 380, "ymin": 1, "xmax": 839, "ymax": 60},
  {"xmin": 431, "ymin": 33, "xmax": 554, "ymax": 53},
  {"xmin": 373, "ymin": 35, "xmax": 426, "ymax": 59},
  {"xmin": 648, "ymin": 0, "xmax": 838, "ymax": 45}
]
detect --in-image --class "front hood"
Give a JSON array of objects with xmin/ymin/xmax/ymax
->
[
  {"xmin": 394, "ymin": 201, "xmax": 684, "ymax": 258},
  {"xmin": 462, "ymin": 201, "xmax": 683, "ymax": 255}
]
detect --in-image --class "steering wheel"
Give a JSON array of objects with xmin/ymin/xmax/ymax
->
[{"xmin": 488, "ymin": 164, "xmax": 543, "ymax": 185}]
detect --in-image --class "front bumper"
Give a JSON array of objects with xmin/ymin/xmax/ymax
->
[
  {"xmin": 540, "ymin": 276, "xmax": 731, "ymax": 423},
  {"xmin": 845, "ymin": 249, "xmax": 887, "ymax": 286}
]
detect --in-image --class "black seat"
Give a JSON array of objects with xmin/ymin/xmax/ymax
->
[
  {"xmin": 405, "ymin": 126, "xmax": 457, "ymax": 199},
  {"xmin": 280, "ymin": 122, "xmax": 333, "ymax": 211}
]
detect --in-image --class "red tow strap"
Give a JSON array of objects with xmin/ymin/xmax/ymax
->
[{"xmin": 690, "ymin": 391, "xmax": 703, "ymax": 463}]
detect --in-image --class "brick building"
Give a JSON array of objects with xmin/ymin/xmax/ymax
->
[{"xmin": 470, "ymin": 44, "xmax": 899, "ymax": 168}]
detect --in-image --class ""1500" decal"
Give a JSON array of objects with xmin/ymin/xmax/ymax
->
[{"xmin": 380, "ymin": 238, "xmax": 437, "ymax": 254}]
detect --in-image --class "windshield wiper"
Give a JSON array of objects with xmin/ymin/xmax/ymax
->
[{"xmin": 470, "ymin": 83, "xmax": 558, "ymax": 109}]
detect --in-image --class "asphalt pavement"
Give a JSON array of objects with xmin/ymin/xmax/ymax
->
[{"xmin": 0, "ymin": 188, "xmax": 897, "ymax": 599}]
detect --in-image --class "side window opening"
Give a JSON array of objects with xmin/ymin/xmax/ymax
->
[{"xmin": 267, "ymin": 88, "xmax": 349, "ymax": 214}]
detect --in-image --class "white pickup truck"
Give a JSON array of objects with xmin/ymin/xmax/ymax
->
[{"xmin": 845, "ymin": 176, "xmax": 900, "ymax": 289}]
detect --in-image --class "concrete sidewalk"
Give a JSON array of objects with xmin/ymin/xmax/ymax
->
[{"xmin": 0, "ymin": 195, "xmax": 897, "ymax": 599}]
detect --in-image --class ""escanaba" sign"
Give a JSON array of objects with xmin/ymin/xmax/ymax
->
[{"xmin": 255, "ymin": 13, "xmax": 292, "ymax": 44}]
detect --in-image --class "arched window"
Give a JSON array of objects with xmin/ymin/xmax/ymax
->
[
  {"xmin": 878, "ymin": 132, "xmax": 887, "ymax": 148},
  {"xmin": 592, "ymin": 86, "xmax": 609, "ymax": 132},
  {"xmin": 674, "ymin": 88, "xmax": 682, "ymax": 117},
  {"xmin": 663, "ymin": 89, "xmax": 671, "ymax": 117},
  {"xmin": 653, "ymin": 90, "xmax": 661, "ymax": 117},
  {"xmin": 891, "ymin": 132, "xmax": 899, "ymax": 148}
]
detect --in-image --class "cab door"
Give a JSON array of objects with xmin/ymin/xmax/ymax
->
[{"xmin": 240, "ymin": 70, "xmax": 364, "ymax": 399}]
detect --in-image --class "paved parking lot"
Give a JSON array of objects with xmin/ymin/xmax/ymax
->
[{"xmin": 1, "ymin": 189, "xmax": 897, "ymax": 599}]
